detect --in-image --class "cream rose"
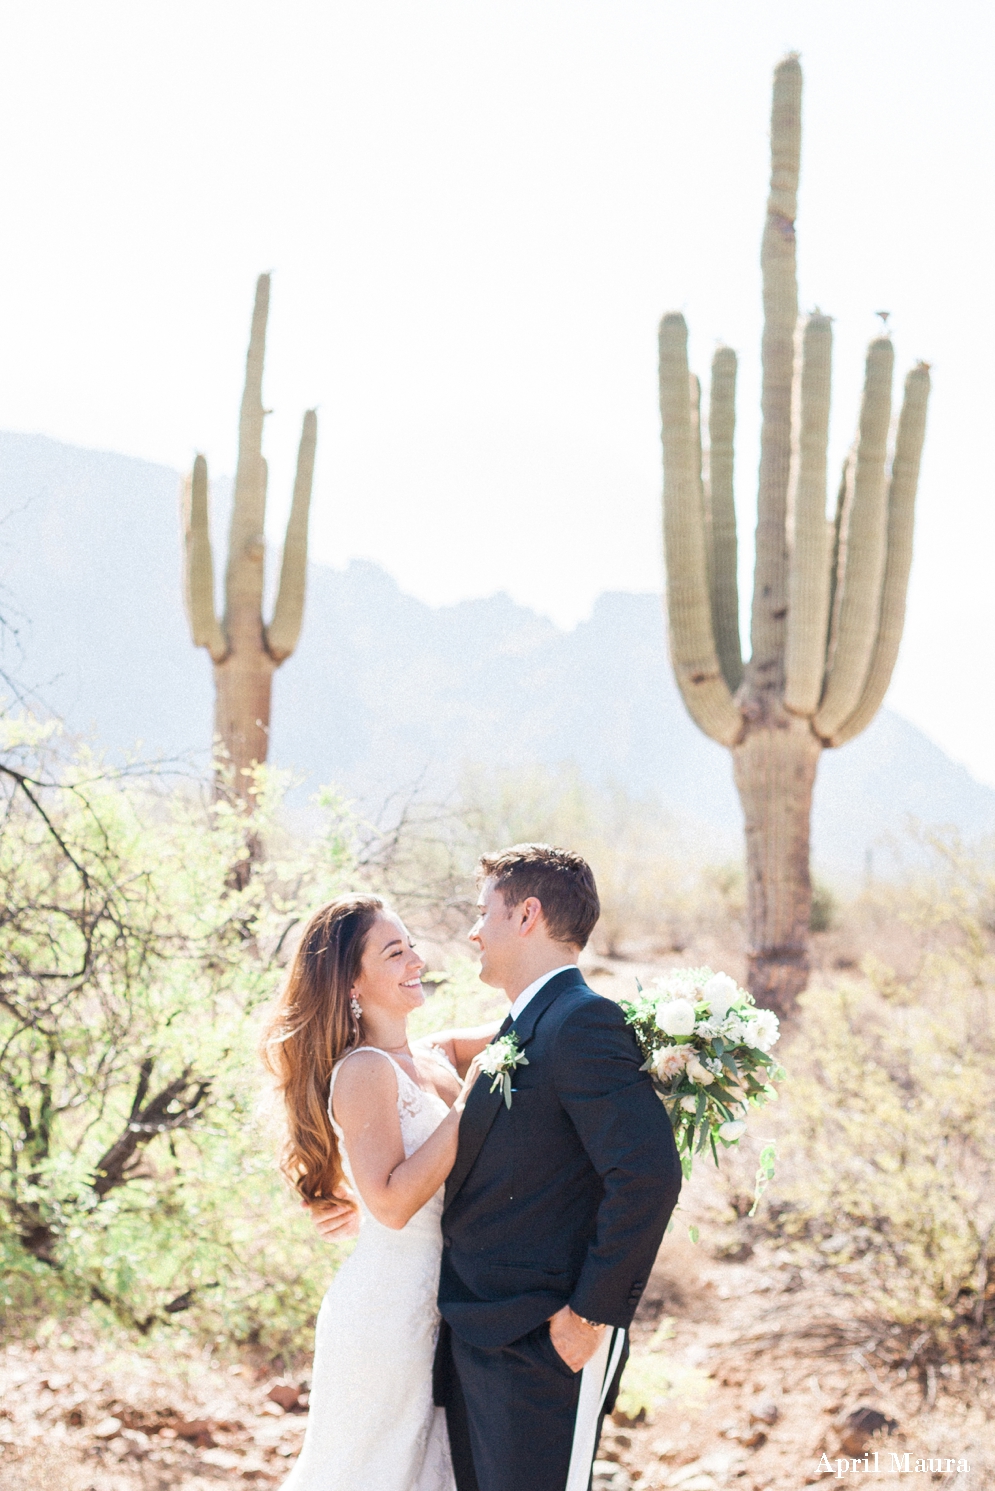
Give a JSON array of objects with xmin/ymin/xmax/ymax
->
[{"xmin": 685, "ymin": 1056, "xmax": 715, "ymax": 1087}]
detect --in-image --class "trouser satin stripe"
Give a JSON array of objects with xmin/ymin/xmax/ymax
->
[{"xmin": 564, "ymin": 1327, "xmax": 626, "ymax": 1491}]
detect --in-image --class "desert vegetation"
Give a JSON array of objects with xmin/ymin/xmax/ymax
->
[{"xmin": 0, "ymin": 724, "xmax": 992, "ymax": 1488}]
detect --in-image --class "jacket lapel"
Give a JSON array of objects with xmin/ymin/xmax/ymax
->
[{"xmin": 443, "ymin": 968, "xmax": 586, "ymax": 1211}]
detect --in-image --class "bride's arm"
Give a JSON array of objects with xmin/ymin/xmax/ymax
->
[
  {"xmin": 331, "ymin": 1052, "xmax": 482, "ymax": 1230},
  {"xmin": 414, "ymin": 1021, "xmax": 502, "ymax": 1078}
]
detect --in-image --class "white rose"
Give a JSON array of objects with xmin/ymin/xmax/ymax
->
[
  {"xmin": 717, "ymin": 1120, "xmax": 746, "ymax": 1141},
  {"xmin": 680, "ymin": 1095, "xmax": 697, "ymax": 1113},
  {"xmin": 685, "ymin": 1056, "xmax": 714, "ymax": 1087},
  {"xmin": 656, "ymin": 999, "xmax": 696, "ymax": 1037},
  {"xmin": 701, "ymin": 972, "xmax": 741, "ymax": 1022}
]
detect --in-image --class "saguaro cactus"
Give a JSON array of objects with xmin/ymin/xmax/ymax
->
[
  {"xmin": 182, "ymin": 273, "xmax": 317, "ymax": 798},
  {"xmin": 659, "ymin": 56, "xmax": 930, "ymax": 1014}
]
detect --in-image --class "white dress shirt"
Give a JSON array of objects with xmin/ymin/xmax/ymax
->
[{"xmin": 509, "ymin": 965, "xmax": 578, "ymax": 1022}]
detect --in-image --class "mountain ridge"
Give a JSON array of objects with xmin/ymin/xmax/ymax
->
[{"xmin": 2, "ymin": 429, "xmax": 992, "ymax": 879}]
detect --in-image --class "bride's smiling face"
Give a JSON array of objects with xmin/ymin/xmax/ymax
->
[{"xmin": 351, "ymin": 912, "xmax": 426, "ymax": 1018}]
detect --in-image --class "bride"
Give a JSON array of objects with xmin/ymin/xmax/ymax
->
[{"xmin": 262, "ymin": 893, "xmax": 497, "ymax": 1491}]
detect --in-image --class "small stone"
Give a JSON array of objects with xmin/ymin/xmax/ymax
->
[
  {"xmin": 665, "ymin": 1471, "xmax": 717, "ymax": 1491},
  {"xmin": 749, "ymin": 1399, "xmax": 779, "ymax": 1426},
  {"xmin": 835, "ymin": 1405, "xmax": 897, "ymax": 1457},
  {"xmin": 267, "ymin": 1383, "xmax": 300, "ymax": 1411},
  {"xmin": 92, "ymin": 1416, "xmax": 122, "ymax": 1439},
  {"xmin": 741, "ymin": 1428, "xmax": 767, "ymax": 1449},
  {"xmin": 201, "ymin": 1447, "xmax": 243, "ymax": 1469},
  {"xmin": 593, "ymin": 1465, "xmax": 633, "ymax": 1491},
  {"xmin": 612, "ymin": 1405, "xmax": 647, "ymax": 1427},
  {"xmin": 174, "ymin": 1419, "xmax": 217, "ymax": 1448}
]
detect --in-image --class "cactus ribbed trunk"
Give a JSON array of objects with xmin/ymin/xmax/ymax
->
[
  {"xmin": 212, "ymin": 652, "xmax": 275, "ymax": 787},
  {"xmin": 733, "ymin": 717, "xmax": 821, "ymax": 1015},
  {"xmin": 657, "ymin": 55, "xmax": 930, "ymax": 1014}
]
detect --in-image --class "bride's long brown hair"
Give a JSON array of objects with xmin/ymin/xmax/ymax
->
[{"xmin": 262, "ymin": 893, "xmax": 385, "ymax": 1201}]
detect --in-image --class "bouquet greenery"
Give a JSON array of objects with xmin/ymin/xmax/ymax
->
[{"xmin": 620, "ymin": 968, "xmax": 783, "ymax": 1198}]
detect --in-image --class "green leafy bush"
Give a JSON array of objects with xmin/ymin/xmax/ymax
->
[{"xmin": 0, "ymin": 716, "xmax": 361, "ymax": 1350}]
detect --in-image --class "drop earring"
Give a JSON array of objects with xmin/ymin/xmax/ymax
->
[{"xmin": 350, "ymin": 995, "xmax": 363, "ymax": 1021}]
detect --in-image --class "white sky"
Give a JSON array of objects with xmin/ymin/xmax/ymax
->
[{"xmin": 0, "ymin": 2, "xmax": 993, "ymax": 781}]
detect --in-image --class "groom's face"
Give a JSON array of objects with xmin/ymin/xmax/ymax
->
[{"xmin": 469, "ymin": 878, "xmax": 521, "ymax": 991}]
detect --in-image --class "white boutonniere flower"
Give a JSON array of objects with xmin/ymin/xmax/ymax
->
[{"xmin": 478, "ymin": 1033, "xmax": 529, "ymax": 1108}]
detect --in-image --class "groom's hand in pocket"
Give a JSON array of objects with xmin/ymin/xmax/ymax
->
[
  {"xmin": 548, "ymin": 1305, "xmax": 606, "ymax": 1372},
  {"xmin": 305, "ymin": 1193, "xmax": 361, "ymax": 1242}
]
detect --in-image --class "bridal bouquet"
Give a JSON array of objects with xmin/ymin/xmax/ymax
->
[{"xmin": 620, "ymin": 969, "xmax": 783, "ymax": 1192}]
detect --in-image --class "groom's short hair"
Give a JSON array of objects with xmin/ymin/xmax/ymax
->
[{"xmin": 477, "ymin": 843, "xmax": 600, "ymax": 949}]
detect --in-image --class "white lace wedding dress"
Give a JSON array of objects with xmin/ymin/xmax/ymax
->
[{"xmin": 280, "ymin": 1046, "xmax": 457, "ymax": 1491}]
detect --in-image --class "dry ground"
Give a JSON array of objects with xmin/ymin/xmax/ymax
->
[{"xmin": 2, "ymin": 1184, "xmax": 991, "ymax": 1491}]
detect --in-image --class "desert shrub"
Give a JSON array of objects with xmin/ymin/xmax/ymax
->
[
  {"xmin": 808, "ymin": 877, "xmax": 837, "ymax": 932},
  {"xmin": 0, "ymin": 715, "xmax": 362, "ymax": 1349},
  {"xmin": 774, "ymin": 981, "xmax": 993, "ymax": 1335},
  {"xmin": 732, "ymin": 843, "xmax": 995, "ymax": 1353}
]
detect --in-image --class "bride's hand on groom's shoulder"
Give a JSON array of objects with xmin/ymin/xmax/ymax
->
[
  {"xmin": 453, "ymin": 1053, "xmax": 486, "ymax": 1115},
  {"xmin": 304, "ymin": 1192, "xmax": 361, "ymax": 1242}
]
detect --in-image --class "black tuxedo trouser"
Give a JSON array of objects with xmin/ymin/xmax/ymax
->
[{"xmin": 434, "ymin": 1319, "xmax": 628, "ymax": 1491}]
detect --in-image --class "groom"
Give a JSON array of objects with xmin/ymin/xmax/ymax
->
[{"xmin": 434, "ymin": 843, "xmax": 682, "ymax": 1491}]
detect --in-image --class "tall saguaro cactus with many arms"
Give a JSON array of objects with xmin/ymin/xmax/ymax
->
[
  {"xmin": 182, "ymin": 273, "xmax": 317, "ymax": 798},
  {"xmin": 659, "ymin": 56, "xmax": 930, "ymax": 1014}
]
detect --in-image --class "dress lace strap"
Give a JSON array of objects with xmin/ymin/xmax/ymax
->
[{"xmin": 328, "ymin": 1045, "xmax": 417, "ymax": 1122}]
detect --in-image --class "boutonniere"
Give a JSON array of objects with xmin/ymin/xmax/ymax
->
[{"xmin": 478, "ymin": 1033, "xmax": 529, "ymax": 1108}]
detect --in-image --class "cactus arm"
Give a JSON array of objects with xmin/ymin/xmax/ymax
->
[
  {"xmin": 266, "ymin": 408, "xmax": 318, "ymax": 663},
  {"xmin": 814, "ymin": 337, "xmax": 895, "ymax": 739},
  {"xmin": 707, "ymin": 346, "xmax": 743, "ymax": 692},
  {"xmin": 182, "ymin": 454, "xmax": 228, "ymax": 663},
  {"xmin": 690, "ymin": 372, "xmax": 712, "ymax": 605},
  {"xmin": 748, "ymin": 53, "xmax": 801, "ymax": 703},
  {"xmin": 830, "ymin": 364, "xmax": 931, "ymax": 746},
  {"xmin": 824, "ymin": 447, "xmax": 852, "ymax": 674},
  {"xmin": 659, "ymin": 313, "xmax": 743, "ymax": 747},
  {"xmin": 783, "ymin": 314, "xmax": 833, "ymax": 716},
  {"xmin": 224, "ymin": 273, "xmax": 270, "ymax": 652}
]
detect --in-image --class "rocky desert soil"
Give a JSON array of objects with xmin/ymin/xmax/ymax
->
[{"xmin": 2, "ymin": 1189, "xmax": 992, "ymax": 1491}]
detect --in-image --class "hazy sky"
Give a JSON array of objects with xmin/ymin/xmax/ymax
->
[{"xmin": 1, "ymin": 3, "xmax": 993, "ymax": 782}]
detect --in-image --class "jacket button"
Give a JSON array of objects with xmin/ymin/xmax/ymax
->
[{"xmin": 443, "ymin": 1236, "xmax": 452, "ymax": 1248}]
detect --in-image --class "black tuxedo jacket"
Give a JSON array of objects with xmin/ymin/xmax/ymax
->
[{"xmin": 438, "ymin": 968, "xmax": 681, "ymax": 1349}]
